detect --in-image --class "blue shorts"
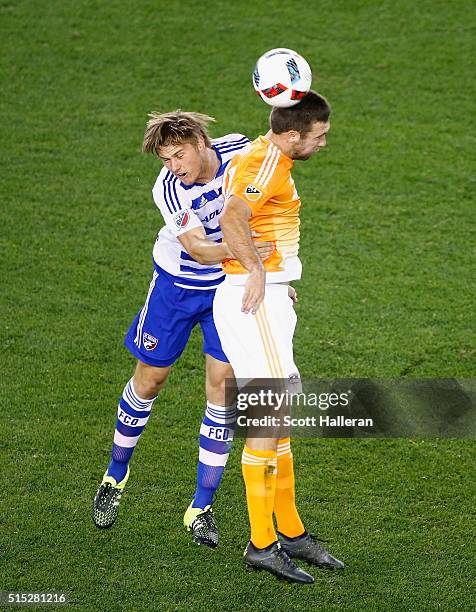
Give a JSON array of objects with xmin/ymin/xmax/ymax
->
[{"xmin": 124, "ymin": 266, "xmax": 228, "ymax": 367}]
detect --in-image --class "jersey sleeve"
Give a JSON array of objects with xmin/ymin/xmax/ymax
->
[
  {"xmin": 225, "ymin": 149, "xmax": 286, "ymax": 215},
  {"xmin": 152, "ymin": 174, "xmax": 203, "ymax": 237}
]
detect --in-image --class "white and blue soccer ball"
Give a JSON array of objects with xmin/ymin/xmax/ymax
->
[{"xmin": 252, "ymin": 48, "xmax": 313, "ymax": 108}]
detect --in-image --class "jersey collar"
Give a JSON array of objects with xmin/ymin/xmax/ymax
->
[{"xmin": 259, "ymin": 135, "xmax": 294, "ymax": 165}]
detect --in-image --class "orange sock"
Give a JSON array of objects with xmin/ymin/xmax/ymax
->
[
  {"xmin": 273, "ymin": 438, "xmax": 305, "ymax": 538},
  {"xmin": 241, "ymin": 445, "xmax": 278, "ymax": 549}
]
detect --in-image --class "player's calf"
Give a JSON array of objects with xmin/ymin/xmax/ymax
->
[
  {"xmin": 185, "ymin": 402, "xmax": 237, "ymax": 547},
  {"xmin": 93, "ymin": 376, "xmax": 158, "ymax": 528}
]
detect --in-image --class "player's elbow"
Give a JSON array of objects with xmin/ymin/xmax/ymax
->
[
  {"xmin": 192, "ymin": 252, "xmax": 209, "ymax": 265},
  {"xmin": 187, "ymin": 245, "xmax": 208, "ymax": 265}
]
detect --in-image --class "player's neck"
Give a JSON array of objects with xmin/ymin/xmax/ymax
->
[
  {"xmin": 265, "ymin": 130, "xmax": 293, "ymax": 159},
  {"xmin": 197, "ymin": 147, "xmax": 220, "ymax": 183}
]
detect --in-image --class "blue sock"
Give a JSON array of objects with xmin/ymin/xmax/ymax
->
[
  {"xmin": 107, "ymin": 378, "xmax": 156, "ymax": 483},
  {"xmin": 193, "ymin": 402, "xmax": 237, "ymax": 509}
]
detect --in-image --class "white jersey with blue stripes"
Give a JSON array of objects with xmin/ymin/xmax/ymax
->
[{"xmin": 151, "ymin": 133, "xmax": 250, "ymax": 288}]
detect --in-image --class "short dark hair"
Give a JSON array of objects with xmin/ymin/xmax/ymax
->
[{"xmin": 270, "ymin": 90, "xmax": 331, "ymax": 135}]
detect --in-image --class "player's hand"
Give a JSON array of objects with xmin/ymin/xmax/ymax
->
[
  {"xmin": 242, "ymin": 268, "xmax": 265, "ymax": 315},
  {"xmin": 251, "ymin": 231, "xmax": 274, "ymax": 262},
  {"xmin": 288, "ymin": 285, "xmax": 298, "ymax": 304}
]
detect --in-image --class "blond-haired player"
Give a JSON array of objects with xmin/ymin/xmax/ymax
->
[
  {"xmin": 214, "ymin": 92, "xmax": 345, "ymax": 582},
  {"xmin": 92, "ymin": 111, "xmax": 272, "ymax": 548}
]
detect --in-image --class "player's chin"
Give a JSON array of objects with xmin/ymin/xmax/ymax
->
[
  {"xmin": 176, "ymin": 172, "xmax": 192, "ymax": 183},
  {"xmin": 303, "ymin": 150, "xmax": 320, "ymax": 161}
]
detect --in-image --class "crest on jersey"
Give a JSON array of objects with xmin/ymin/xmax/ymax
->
[
  {"xmin": 174, "ymin": 210, "xmax": 190, "ymax": 229},
  {"xmin": 143, "ymin": 332, "xmax": 158, "ymax": 351},
  {"xmin": 244, "ymin": 184, "xmax": 262, "ymax": 202}
]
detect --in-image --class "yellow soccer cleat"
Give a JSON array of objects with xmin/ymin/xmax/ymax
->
[
  {"xmin": 92, "ymin": 467, "xmax": 130, "ymax": 529},
  {"xmin": 183, "ymin": 501, "xmax": 219, "ymax": 548}
]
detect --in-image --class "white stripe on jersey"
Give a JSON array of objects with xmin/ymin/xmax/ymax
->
[
  {"xmin": 262, "ymin": 148, "xmax": 280, "ymax": 187},
  {"xmin": 256, "ymin": 143, "xmax": 280, "ymax": 188},
  {"xmin": 173, "ymin": 281, "xmax": 223, "ymax": 290},
  {"xmin": 255, "ymin": 143, "xmax": 275, "ymax": 185}
]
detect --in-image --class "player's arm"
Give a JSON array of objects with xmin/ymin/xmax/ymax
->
[
  {"xmin": 178, "ymin": 226, "xmax": 231, "ymax": 265},
  {"xmin": 178, "ymin": 226, "xmax": 274, "ymax": 266},
  {"xmin": 153, "ymin": 175, "xmax": 272, "ymax": 266},
  {"xmin": 219, "ymin": 195, "xmax": 265, "ymax": 315}
]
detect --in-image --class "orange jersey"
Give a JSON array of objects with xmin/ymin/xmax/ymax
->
[{"xmin": 222, "ymin": 136, "xmax": 302, "ymax": 280}]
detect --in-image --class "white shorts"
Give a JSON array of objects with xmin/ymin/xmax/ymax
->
[{"xmin": 213, "ymin": 279, "xmax": 299, "ymax": 382}]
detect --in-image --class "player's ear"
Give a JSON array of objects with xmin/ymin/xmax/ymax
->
[
  {"xmin": 196, "ymin": 135, "xmax": 206, "ymax": 151},
  {"xmin": 288, "ymin": 130, "xmax": 301, "ymax": 143}
]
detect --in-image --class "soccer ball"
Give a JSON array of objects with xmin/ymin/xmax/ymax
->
[{"xmin": 252, "ymin": 48, "xmax": 312, "ymax": 108}]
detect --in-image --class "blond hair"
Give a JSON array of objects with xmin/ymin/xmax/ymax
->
[{"xmin": 142, "ymin": 110, "xmax": 215, "ymax": 155}]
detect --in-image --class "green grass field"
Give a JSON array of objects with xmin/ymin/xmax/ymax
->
[{"xmin": 1, "ymin": 0, "xmax": 475, "ymax": 609}]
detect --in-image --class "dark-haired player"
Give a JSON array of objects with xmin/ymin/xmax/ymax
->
[{"xmin": 215, "ymin": 92, "xmax": 345, "ymax": 582}]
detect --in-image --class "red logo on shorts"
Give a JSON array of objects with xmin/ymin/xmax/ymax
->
[{"xmin": 143, "ymin": 332, "xmax": 158, "ymax": 350}]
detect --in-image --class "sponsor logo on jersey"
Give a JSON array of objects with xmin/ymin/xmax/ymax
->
[
  {"xmin": 174, "ymin": 210, "xmax": 190, "ymax": 229},
  {"xmin": 202, "ymin": 205, "xmax": 223, "ymax": 224},
  {"xmin": 244, "ymin": 184, "xmax": 262, "ymax": 202},
  {"xmin": 191, "ymin": 188, "xmax": 222, "ymax": 210},
  {"xmin": 143, "ymin": 332, "xmax": 158, "ymax": 351}
]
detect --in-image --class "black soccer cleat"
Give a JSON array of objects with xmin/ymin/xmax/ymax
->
[
  {"xmin": 92, "ymin": 467, "xmax": 129, "ymax": 529},
  {"xmin": 184, "ymin": 503, "xmax": 219, "ymax": 549},
  {"xmin": 278, "ymin": 531, "xmax": 345, "ymax": 570},
  {"xmin": 243, "ymin": 541, "xmax": 314, "ymax": 584}
]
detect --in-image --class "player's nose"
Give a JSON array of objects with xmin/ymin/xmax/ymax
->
[{"xmin": 170, "ymin": 159, "xmax": 181, "ymax": 173}]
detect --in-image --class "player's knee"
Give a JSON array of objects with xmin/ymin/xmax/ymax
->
[
  {"xmin": 246, "ymin": 437, "xmax": 278, "ymax": 452},
  {"xmin": 207, "ymin": 376, "xmax": 225, "ymax": 396},
  {"xmin": 206, "ymin": 363, "xmax": 235, "ymax": 406},
  {"xmin": 133, "ymin": 363, "xmax": 170, "ymax": 399},
  {"xmin": 137, "ymin": 377, "xmax": 167, "ymax": 398},
  {"xmin": 207, "ymin": 375, "xmax": 233, "ymax": 405}
]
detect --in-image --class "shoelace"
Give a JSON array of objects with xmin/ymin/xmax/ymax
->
[
  {"xmin": 194, "ymin": 510, "xmax": 216, "ymax": 532},
  {"xmin": 310, "ymin": 535, "xmax": 329, "ymax": 543},
  {"xmin": 98, "ymin": 482, "xmax": 113, "ymax": 505},
  {"xmin": 276, "ymin": 547, "xmax": 298, "ymax": 569},
  {"xmin": 300, "ymin": 534, "xmax": 331, "ymax": 558}
]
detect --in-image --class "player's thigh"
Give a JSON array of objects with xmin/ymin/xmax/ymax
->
[
  {"xmin": 214, "ymin": 282, "xmax": 298, "ymax": 381},
  {"xmin": 198, "ymin": 301, "xmax": 229, "ymax": 365},
  {"xmin": 124, "ymin": 269, "xmax": 196, "ymax": 368}
]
